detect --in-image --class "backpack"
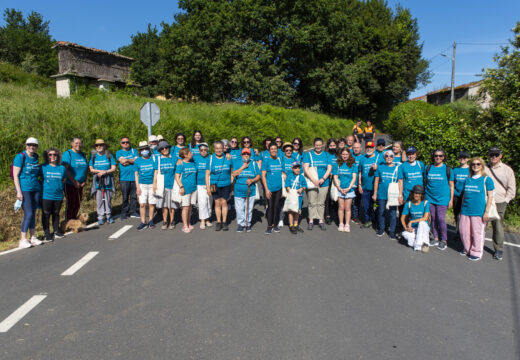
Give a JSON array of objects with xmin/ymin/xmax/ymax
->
[
  {"xmin": 424, "ymin": 164, "xmax": 451, "ymax": 186},
  {"xmin": 11, "ymin": 152, "xmax": 38, "ymax": 179}
]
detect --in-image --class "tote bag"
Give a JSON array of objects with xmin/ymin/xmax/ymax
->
[
  {"xmin": 386, "ymin": 166, "xmax": 400, "ymax": 209},
  {"xmin": 171, "ymin": 180, "xmax": 182, "ymax": 203},
  {"xmin": 305, "ymin": 152, "xmax": 318, "ymax": 190},
  {"xmin": 484, "ymin": 176, "xmax": 500, "ymax": 221},
  {"xmin": 154, "ymin": 155, "xmax": 165, "ymax": 197},
  {"xmin": 283, "ymin": 179, "xmax": 300, "ymax": 213}
]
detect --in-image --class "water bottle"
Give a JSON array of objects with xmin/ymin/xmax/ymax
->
[{"xmin": 14, "ymin": 199, "xmax": 22, "ymax": 212}]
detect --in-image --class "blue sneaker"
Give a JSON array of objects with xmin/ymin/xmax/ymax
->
[
  {"xmin": 107, "ymin": 217, "xmax": 115, "ymax": 224},
  {"xmin": 98, "ymin": 219, "xmax": 105, "ymax": 226},
  {"xmin": 376, "ymin": 230, "xmax": 384, "ymax": 237},
  {"xmin": 468, "ymin": 255, "xmax": 481, "ymax": 261},
  {"xmin": 148, "ymin": 221, "xmax": 155, "ymax": 229},
  {"xmin": 137, "ymin": 222, "xmax": 148, "ymax": 231},
  {"xmin": 237, "ymin": 225, "xmax": 244, "ymax": 232},
  {"xmin": 265, "ymin": 227, "xmax": 272, "ymax": 235}
]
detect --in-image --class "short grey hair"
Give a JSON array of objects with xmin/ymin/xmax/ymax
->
[{"xmin": 214, "ymin": 141, "xmax": 224, "ymax": 149}]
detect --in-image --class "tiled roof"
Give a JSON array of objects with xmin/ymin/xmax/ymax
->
[
  {"xmin": 425, "ymin": 80, "xmax": 482, "ymax": 96},
  {"xmin": 52, "ymin": 41, "xmax": 134, "ymax": 61}
]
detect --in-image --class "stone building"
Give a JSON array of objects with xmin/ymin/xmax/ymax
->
[
  {"xmin": 410, "ymin": 80, "xmax": 491, "ymax": 109},
  {"xmin": 51, "ymin": 41, "xmax": 134, "ymax": 98}
]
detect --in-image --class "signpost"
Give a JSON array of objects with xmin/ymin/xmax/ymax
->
[{"xmin": 140, "ymin": 102, "xmax": 160, "ymax": 137}]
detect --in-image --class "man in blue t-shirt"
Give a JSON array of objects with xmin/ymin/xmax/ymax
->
[
  {"xmin": 358, "ymin": 141, "xmax": 378, "ymax": 227},
  {"xmin": 116, "ymin": 137, "xmax": 139, "ymax": 220},
  {"xmin": 62, "ymin": 137, "xmax": 88, "ymax": 220}
]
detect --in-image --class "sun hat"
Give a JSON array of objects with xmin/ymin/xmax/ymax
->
[
  {"xmin": 138, "ymin": 141, "xmax": 149, "ymax": 149},
  {"xmin": 157, "ymin": 140, "xmax": 171, "ymax": 151},
  {"xmin": 148, "ymin": 135, "xmax": 158, "ymax": 143},
  {"xmin": 282, "ymin": 142, "xmax": 293, "ymax": 151},
  {"xmin": 199, "ymin": 142, "xmax": 209, "ymax": 149},
  {"xmin": 25, "ymin": 137, "xmax": 39, "ymax": 145},
  {"xmin": 157, "ymin": 135, "xmax": 164, "ymax": 141},
  {"xmin": 92, "ymin": 139, "xmax": 106, "ymax": 147}
]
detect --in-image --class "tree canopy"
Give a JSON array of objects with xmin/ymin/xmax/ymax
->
[
  {"xmin": 121, "ymin": 0, "xmax": 430, "ymax": 120},
  {"xmin": 0, "ymin": 8, "xmax": 57, "ymax": 76}
]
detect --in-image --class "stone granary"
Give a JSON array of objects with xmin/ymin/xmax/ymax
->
[{"xmin": 51, "ymin": 41, "xmax": 135, "ymax": 98}]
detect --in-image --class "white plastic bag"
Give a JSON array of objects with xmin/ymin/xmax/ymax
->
[{"xmin": 283, "ymin": 189, "xmax": 300, "ymax": 213}]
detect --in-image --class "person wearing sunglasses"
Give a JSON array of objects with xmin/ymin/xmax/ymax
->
[
  {"xmin": 324, "ymin": 139, "xmax": 338, "ymax": 225},
  {"xmin": 89, "ymin": 139, "xmax": 117, "ymax": 225},
  {"xmin": 62, "ymin": 137, "xmax": 88, "ymax": 221},
  {"xmin": 262, "ymin": 143, "xmax": 284, "ymax": 234},
  {"xmin": 372, "ymin": 150, "xmax": 399, "ymax": 239},
  {"xmin": 274, "ymin": 137, "xmax": 284, "ymax": 158},
  {"xmin": 154, "ymin": 140, "xmax": 177, "ymax": 230},
  {"xmin": 424, "ymin": 149, "xmax": 454, "ymax": 251},
  {"xmin": 452, "ymin": 151, "xmax": 470, "ymax": 240},
  {"xmin": 229, "ymin": 137, "xmax": 242, "ymax": 165},
  {"xmin": 116, "ymin": 137, "xmax": 139, "ymax": 221},
  {"xmin": 194, "ymin": 143, "xmax": 212, "ymax": 229},
  {"xmin": 358, "ymin": 141, "xmax": 378, "ymax": 228},
  {"xmin": 40, "ymin": 148, "xmax": 68, "ymax": 241},
  {"xmin": 189, "ymin": 130, "xmax": 204, "ymax": 157},
  {"xmin": 485, "ymin": 147, "xmax": 516, "ymax": 260},
  {"xmin": 13, "ymin": 137, "xmax": 42, "ymax": 248},
  {"xmin": 459, "ymin": 157, "xmax": 495, "ymax": 261},
  {"xmin": 206, "ymin": 141, "xmax": 233, "ymax": 231},
  {"xmin": 291, "ymin": 138, "xmax": 304, "ymax": 162}
]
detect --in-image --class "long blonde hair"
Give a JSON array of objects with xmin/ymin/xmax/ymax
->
[{"xmin": 469, "ymin": 157, "xmax": 487, "ymax": 176}]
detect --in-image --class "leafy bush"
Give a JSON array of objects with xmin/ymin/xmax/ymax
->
[{"xmin": 0, "ymin": 62, "xmax": 53, "ymax": 87}]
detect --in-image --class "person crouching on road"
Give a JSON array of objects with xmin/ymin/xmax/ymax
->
[
  {"xmin": 89, "ymin": 139, "xmax": 116, "ymax": 225},
  {"xmin": 135, "ymin": 141, "xmax": 156, "ymax": 231},
  {"xmin": 176, "ymin": 147, "xmax": 198, "ymax": 233},
  {"xmin": 154, "ymin": 140, "xmax": 177, "ymax": 230},
  {"xmin": 232, "ymin": 148, "xmax": 261, "ymax": 232},
  {"xmin": 459, "ymin": 157, "xmax": 495, "ymax": 261},
  {"xmin": 401, "ymin": 185, "xmax": 430, "ymax": 252}
]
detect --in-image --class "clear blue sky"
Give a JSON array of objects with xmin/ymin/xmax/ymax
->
[{"xmin": 3, "ymin": 1, "xmax": 520, "ymax": 99}]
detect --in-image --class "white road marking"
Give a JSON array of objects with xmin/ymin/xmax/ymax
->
[
  {"xmin": 446, "ymin": 229, "xmax": 520, "ymax": 248},
  {"xmin": 61, "ymin": 251, "xmax": 99, "ymax": 276},
  {"xmin": 0, "ymin": 295, "xmax": 47, "ymax": 333},
  {"xmin": 108, "ymin": 225, "xmax": 133, "ymax": 240}
]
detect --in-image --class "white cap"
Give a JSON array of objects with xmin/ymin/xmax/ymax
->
[
  {"xmin": 148, "ymin": 135, "xmax": 158, "ymax": 142},
  {"xmin": 157, "ymin": 135, "xmax": 164, "ymax": 140},
  {"xmin": 26, "ymin": 137, "xmax": 39, "ymax": 145}
]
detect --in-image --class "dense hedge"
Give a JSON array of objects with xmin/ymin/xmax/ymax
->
[{"xmin": 385, "ymin": 100, "xmax": 519, "ymax": 216}]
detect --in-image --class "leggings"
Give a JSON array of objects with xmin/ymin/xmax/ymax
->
[
  {"xmin": 266, "ymin": 189, "xmax": 282, "ymax": 227},
  {"xmin": 42, "ymin": 199, "xmax": 62, "ymax": 235},
  {"xmin": 430, "ymin": 203, "xmax": 448, "ymax": 241},
  {"xmin": 21, "ymin": 191, "xmax": 40, "ymax": 232}
]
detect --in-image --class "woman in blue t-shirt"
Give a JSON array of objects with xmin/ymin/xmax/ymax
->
[
  {"xmin": 62, "ymin": 137, "xmax": 88, "ymax": 220},
  {"xmin": 13, "ymin": 137, "xmax": 42, "ymax": 248},
  {"xmin": 232, "ymin": 148, "xmax": 261, "ymax": 232},
  {"xmin": 206, "ymin": 141, "xmax": 233, "ymax": 231},
  {"xmin": 153, "ymin": 140, "xmax": 177, "ymax": 230},
  {"xmin": 89, "ymin": 139, "xmax": 117, "ymax": 225},
  {"xmin": 333, "ymin": 148, "xmax": 358, "ymax": 232},
  {"xmin": 291, "ymin": 138, "xmax": 304, "ymax": 162},
  {"xmin": 188, "ymin": 130, "xmax": 204, "ymax": 157},
  {"xmin": 40, "ymin": 148, "xmax": 68, "ymax": 241},
  {"xmin": 452, "ymin": 151, "xmax": 470, "ymax": 239},
  {"xmin": 372, "ymin": 151, "xmax": 399, "ymax": 239},
  {"xmin": 176, "ymin": 148, "xmax": 198, "ymax": 233},
  {"xmin": 424, "ymin": 149, "xmax": 454, "ymax": 251},
  {"xmin": 262, "ymin": 143, "xmax": 284, "ymax": 234},
  {"xmin": 194, "ymin": 143, "xmax": 212, "ymax": 229},
  {"xmin": 459, "ymin": 157, "xmax": 495, "ymax": 261},
  {"xmin": 303, "ymin": 137, "xmax": 333, "ymax": 231},
  {"xmin": 400, "ymin": 185, "xmax": 430, "ymax": 252},
  {"xmin": 173, "ymin": 133, "xmax": 186, "ymax": 159},
  {"xmin": 325, "ymin": 139, "xmax": 338, "ymax": 226}
]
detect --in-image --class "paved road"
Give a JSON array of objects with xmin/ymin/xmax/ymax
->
[{"xmin": 1, "ymin": 206, "xmax": 519, "ymax": 360}]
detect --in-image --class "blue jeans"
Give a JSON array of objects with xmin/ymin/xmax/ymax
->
[
  {"xmin": 362, "ymin": 190, "xmax": 374, "ymax": 223},
  {"xmin": 21, "ymin": 191, "xmax": 40, "ymax": 232},
  {"xmin": 377, "ymin": 199, "xmax": 397, "ymax": 236},
  {"xmin": 235, "ymin": 196, "xmax": 255, "ymax": 227}
]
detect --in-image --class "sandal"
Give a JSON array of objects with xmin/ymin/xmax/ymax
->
[
  {"xmin": 168, "ymin": 224, "xmax": 175, "ymax": 230},
  {"xmin": 161, "ymin": 223, "xmax": 168, "ymax": 230},
  {"xmin": 200, "ymin": 222, "xmax": 206, "ymax": 230},
  {"xmin": 182, "ymin": 226, "xmax": 191, "ymax": 233}
]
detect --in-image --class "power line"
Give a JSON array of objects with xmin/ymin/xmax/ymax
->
[{"xmin": 457, "ymin": 42, "xmax": 508, "ymax": 45}]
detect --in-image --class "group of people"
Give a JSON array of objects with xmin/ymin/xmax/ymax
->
[{"xmin": 12, "ymin": 128, "xmax": 516, "ymax": 261}]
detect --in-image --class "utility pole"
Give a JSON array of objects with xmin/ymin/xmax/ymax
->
[{"xmin": 450, "ymin": 42, "xmax": 456, "ymax": 103}]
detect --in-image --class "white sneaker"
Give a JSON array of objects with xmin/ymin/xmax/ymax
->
[
  {"xmin": 19, "ymin": 240, "xmax": 32, "ymax": 249},
  {"xmin": 278, "ymin": 220, "xmax": 284, "ymax": 228},
  {"xmin": 29, "ymin": 237, "xmax": 43, "ymax": 246}
]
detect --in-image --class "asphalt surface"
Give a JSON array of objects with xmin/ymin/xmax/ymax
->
[{"xmin": 1, "ymin": 204, "xmax": 519, "ymax": 360}]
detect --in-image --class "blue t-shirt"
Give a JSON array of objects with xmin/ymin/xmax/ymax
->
[
  {"xmin": 292, "ymin": 152, "xmax": 303, "ymax": 162},
  {"xmin": 393, "ymin": 153, "xmax": 407, "ymax": 166},
  {"xmin": 209, "ymin": 154, "xmax": 233, "ymax": 187},
  {"xmin": 89, "ymin": 153, "xmax": 116, "ymax": 171},
  {"xmin": 62, "ymin": 150, "xmax": 88, "ymax": 185},
  {"xmin": 175, "ymin": 161, "xmax": 197, "ymax": 195},
  {"xmin": 40, "ymin": 164, "xmax": 67, "ymax": 200},
  {"xmin": 461, "ymin": 176, "xmax": 495, "ymax": 217},
  {"xmin": 281, "ymin": 155, "xmax": 295, "ymax": 174},
  {"xmin": 425, "ymin": 164, "xmax": 454, "ymax": 206},
  {"xmin": 453, "ymin": 166, "xmax": 470, "ymax": 197},
  {"xmin": 302, "ymin": 150, "xmax": 332, "ymax": 187},
  {"xmin": 285, "ymin": 172, "xmax": 307, "ymax": 196},
  {"xmin": 234, "ymin": 161, "xmax": 260, "ymax": 198},
  {"xmin": 375, "ymin": 164, "xmax": 399, "ymax": 200},
  {"xmin": 229, "ymin": 148, "xmax": 242, "ymax": 165},
  {"xmin": 172, "ymin": 145, "xmax": 184, "ymax": 160},
  {"xmin": 402, "ymin": 200, "xmax": 430, "ymax": 228},
  {"xmin": 193, "ymin": 154, "xmax": 210, "ymax": 186},
  {"xmin": 259, "ymin": 150, "xmax": 271, "ymax": 163},
  {"xmin": 134, "ymin": 156, "xmax": 155, "ymax": 185},
  {"xmin": 189, "ymin": 144, "xmax": 200, "ymax": 157},
  {"xmin": 398, "ymin": 161, "xmax": 425, "ymax": 201},
  {"xmin": 336, "ymin": 163, "xmax": 359, "ymax": 189},
  {"xmin": 359, "ymin": 154, "xmax": 378, "ymax": 191},
  {"xmin": 116, "ymin": 148, "xmax": 138, "ymax": 182},
  {"xmin": 13, "ymin": 151, "xmax": 40, "ymax": 192},
  {"xmin": 154, "ymin": 155, "xmax": 176, "ymax": 189},
  {"xmin": 261, "ymin": 156, "xmax": 283, "ymax": 192}
]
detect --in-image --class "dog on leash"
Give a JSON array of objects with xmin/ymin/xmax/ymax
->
[{"xmin": 61, "ymin": 213, "xmax": 90, "ymax": 234}]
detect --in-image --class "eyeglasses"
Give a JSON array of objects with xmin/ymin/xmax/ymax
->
[
  {"xmin": 48, "ymin": 153, "xmax": 58, "ymax": 157},
  {"xmin": 471, "ymin": 163, "xmax": 482, "ymax": 166},
  {"xmin": 434, "ymin": 154, "xmax": 444, "ymax": 158},
  {"xmin": 231, "ymin": 140, "xmax": 238, "ymax": 144},
  {"xmin": 121, "ymin": 141, "xmax": 129, "ymax": 144}
]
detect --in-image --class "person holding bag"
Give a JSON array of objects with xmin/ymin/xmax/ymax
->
[
  {"xmin": 89, "ymin": 139, "xmax": 116, "ymax": 226},
  {"xmin": 459, "ymin": 157, "xmax": 495, "ymax": 261},
  {"xmin": 153, "ymin": 140, "xmax": 177, "ymax": 230},
  {"xmin": 401, "ymin": 185, "xmax": 430, "ymax": 252},
  {"xmin": 333, "ymin": 148, "xmax": 358, "ymax": 232},
  {"xmin": 284, "ymin": 162, "xmax": 307, "ymax": 234},
  {"xmin": 303, "ymin": 137, "xmax": 333, "ymax": 231},
  {"xmin": 232, "ymin": 148, "xmax": 261, "ymax": 232},
  {"xmin": 372, "ymin": 151, "xmax": 399, "ymax": 239},
  {"xmin": 206, "ymin": 141, "xmax": 233, "ymax": 231}
]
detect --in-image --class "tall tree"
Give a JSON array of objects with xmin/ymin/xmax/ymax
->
[{"xmin": 0, "ymin": 8, "xmax": 57, "ymax": 76}]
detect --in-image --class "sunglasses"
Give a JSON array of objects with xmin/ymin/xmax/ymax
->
[
  {"xmin": 27, "ymin": 144, "xmax": 38, "ymax": 147},
  {"xmin": 293, "ymin": 142, "xmax": 300, "ymax": 146},
  {"xmin": 243, "ymin": 140, "xmax": 251, "ymax": 144},
  {"xmin": 48, "ymin": 153, "xmax": 58, "ymax": 157},
  {"xmin": 121, "ymin": 141, "xmax": 129, "ymax": 144},
  {"xmin": 384, "ymin": 155, "xmax": 394, "ymax": 158},
  {"xmin": 471, "ymin": 163, "xmax": 482, "ymax": 166},
  {"xmin": 231, "ymin": 140, "xmax": 238, "ymax": 144},
  {"xmin": 489, "ymin": 154, "xmax": 499, "ymax": 158},
  {"xmin": 434, "ymin": 154, "xmax": 444, "ymax": 158},
  {"xmin": 95, "ymin": 145, "xmax": 104, "ymax": 148}
]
